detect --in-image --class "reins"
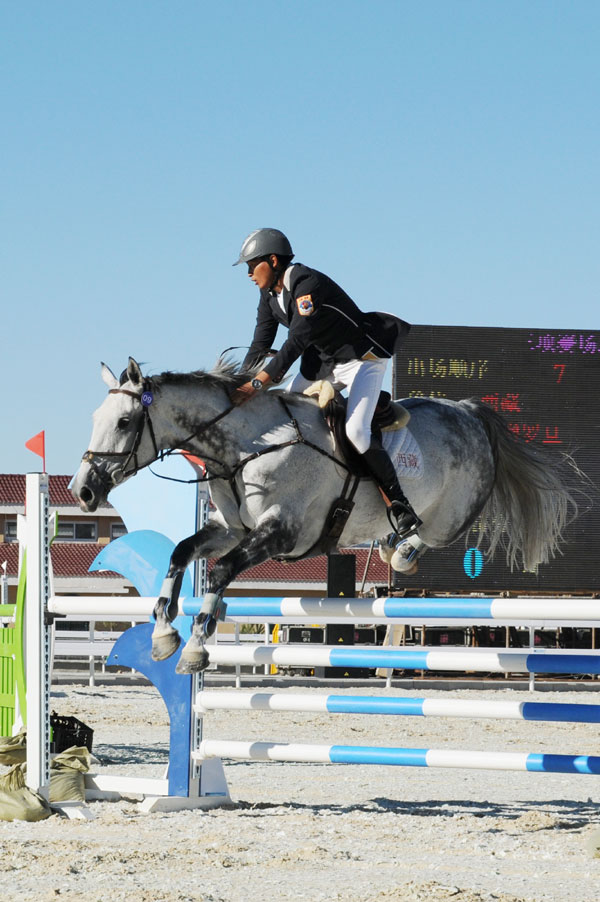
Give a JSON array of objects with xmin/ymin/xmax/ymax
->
[
  {"xmin": 148, "ymin": 396, "xmax": 355, "ymax": 496},
  {"xmin": 83, "ymin": 382, "xmax": 353, "ymax": 495},
  {"xmin": 83, "ymin": 379, "xmax": 361, "ymax": 556},
  {"xmin": 81, "ymin": 380, "xmax": 236, "ymax": 486},
  {"xmin": 228, "ymin": 396, "xmax": 352, "ymax": 480}
]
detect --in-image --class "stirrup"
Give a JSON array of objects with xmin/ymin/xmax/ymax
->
[{"xmin": 386, "ymin": 501, "xmax": 422, "ymax": 539}]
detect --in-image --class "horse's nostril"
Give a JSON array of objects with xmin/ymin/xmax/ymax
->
[{"xmin": 79, "ymin": 486, "xmax": 94, "ymax": 504}]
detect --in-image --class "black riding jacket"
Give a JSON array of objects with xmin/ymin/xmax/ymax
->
[{"xmin": 242, "ymin": 263, "xmax": 410, "ymax": 383}]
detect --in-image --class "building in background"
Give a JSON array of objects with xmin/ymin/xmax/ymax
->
[
  {"xmin": 0, "ymin": 474, "xmax": 134, "ymax": 603},
  {"xmin": 0, "ymin": 473, "xmax": 391, "ymax": 605},
  {"xmin": 219, "ymin": 548, "xmax": 389, "ymax": 598}
]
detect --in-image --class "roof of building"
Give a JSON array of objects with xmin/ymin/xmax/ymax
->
[
  {"xmin": 0, "ymin": 474, "xmax": 113, "ymax": 508},
  {"xmin": 0, "ymin": 473, "xmax": 390, "ymax": 589},
  {"xmin": 1, "ymin": 539, "xmax": 389, "ymax": 586},
  {"xmin": 0, "ymin": 543, "xmax": 119, "ymax": 579},
  {"xmin": 210, "ymin": 546, "xmax": 390, "ymax": 586}
]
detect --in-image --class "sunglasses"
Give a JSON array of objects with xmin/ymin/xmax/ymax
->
[{"xmin": 247, "ymin": 257, "xmax": 270, "ymax": 275}]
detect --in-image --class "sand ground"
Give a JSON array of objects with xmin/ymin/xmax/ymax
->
[{"xmin": 2, "ymin": 677, "xmax": 600, "ymax": 902}]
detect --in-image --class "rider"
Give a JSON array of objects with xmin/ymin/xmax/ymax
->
[{"xmin": 231, "ymin": 228, "xmax": 421, "ymax": 538}]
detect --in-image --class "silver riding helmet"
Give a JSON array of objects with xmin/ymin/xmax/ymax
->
[{"xmin": 233, "ymin": 228, "xmax": 294, "ymax": 265}]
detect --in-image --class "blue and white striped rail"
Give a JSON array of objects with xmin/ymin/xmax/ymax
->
[
  {"xmin": 196, "ymin": 740, "xmax": 600, "ymax": 774},
  {"xmin": 48, "ymin": 595, "xmax": 600, "ymax": 626},
  {"xmin": 218, "ymin": 596, "xmax": 600, "ymax": 623},
  {"xmin": 197, "ymin": 595, "xmax": 600, "ymax": 625},
  {"xmin": 196, "ymin": 691, "xmax": 600, "ymax": 723},
  {"xmin": 206, "ymin": 644, "xmax": 600, "ymax": 675}
]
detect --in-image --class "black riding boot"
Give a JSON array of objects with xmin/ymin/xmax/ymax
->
[{"xmin": 361, "ymin": 439, "xmax": 422, "ymax": 537}]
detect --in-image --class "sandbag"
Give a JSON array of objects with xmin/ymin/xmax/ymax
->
[
  {"xmin": 0, "ymin": 764, "xmax": 51, "ymax": 822},
  {"xmin": 0, "ymin": 729, "xmax": 27, "ymax": 765},
  {"xmin": 49, "ymin": 745, "xmax": 92, "ymax": 803}
]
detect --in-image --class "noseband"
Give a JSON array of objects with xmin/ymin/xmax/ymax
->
[{"xmin": 81, "ymin": 383, "xmax": 161, "ymax": 486}]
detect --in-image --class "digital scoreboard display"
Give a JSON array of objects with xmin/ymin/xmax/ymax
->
[{"xmin": 392, "ymin": 325, "xmax": 599, "ymax": 594}]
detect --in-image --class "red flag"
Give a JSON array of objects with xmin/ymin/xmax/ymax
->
[
  {"xmin": 180, "ymin": 450, "xmax": 206, "ymax": 475},
  {"xmin": 25, "ymin": 430, "xmax": 46, "ymax": 471}
]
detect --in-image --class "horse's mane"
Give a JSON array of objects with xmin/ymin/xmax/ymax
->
[
  {"xmin": 128, "ymin": 356, "xmax": 316, "ymax": 410},
  {"xmin": 152, "ymin": 357, "xmax": 255, "ymax": 392}
]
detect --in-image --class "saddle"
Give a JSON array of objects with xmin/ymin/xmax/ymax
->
[
  {"xmin": 276, "ymin": 383, "xmax": 411, "ymax": 561},
  {"xmin": 303, "ymin": 380, "xmax": 411, "ymax": 477}
]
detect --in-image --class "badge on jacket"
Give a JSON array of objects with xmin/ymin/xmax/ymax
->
[{"xmin": 297, "ymin": 295, "xmax": 314, "ymax": 316}]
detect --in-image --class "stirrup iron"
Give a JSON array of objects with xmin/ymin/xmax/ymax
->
[{"xmin": 386, "ymin": 501, "xmax": 422, "ymax": 539}]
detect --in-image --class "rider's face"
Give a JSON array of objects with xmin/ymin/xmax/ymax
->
[{"xmin": 248, "ymin": 255, "xmax": 276, "ymax": 290}]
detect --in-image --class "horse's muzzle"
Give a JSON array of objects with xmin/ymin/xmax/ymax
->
[
  {"xmin": 71, "ymin": 463, "xmax": 112, "ymax": 513},
  {"xmin": 76, "ymin": 484, "xmax": 98, "ymax": 512}
]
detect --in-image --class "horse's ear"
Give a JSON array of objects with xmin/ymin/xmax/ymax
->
[
  {"xmin": 101, "ymin": 362, "xmax": 119, "ymax": 390},
  {"xmin": 127, "ymin": 357, "xmax": 143, "ymax": 387}
]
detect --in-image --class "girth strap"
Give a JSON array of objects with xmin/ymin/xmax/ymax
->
[{"xmin": 274, "ymin": 470, "xmax": 361, "ymax": 562}]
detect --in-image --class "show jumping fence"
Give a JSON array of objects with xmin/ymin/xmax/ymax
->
[{"xmin": 19, "ymin": 473, "xmax": 600, "ymax": 817}]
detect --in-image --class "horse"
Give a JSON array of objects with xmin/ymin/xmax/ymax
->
[{"xmin": 71, "ymin": 356, "xmax": 577, "ymax": 674}]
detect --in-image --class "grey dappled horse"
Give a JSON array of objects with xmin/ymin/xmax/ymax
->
[{"xmin": 71, "ymin": 357, "xmax": 577, "ymax": 674}]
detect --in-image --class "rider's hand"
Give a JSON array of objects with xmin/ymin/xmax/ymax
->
[
  {"xmin": 232, "ymin": 370, "xmax": 271, "ymax": 406},
  {"xmin": 232, "ymin": 381, "xmax": 256, "ymax": 405}
]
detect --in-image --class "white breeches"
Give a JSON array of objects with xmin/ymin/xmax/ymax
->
[{"xmin": 289, "ymin": 357, "xmax": 389, "ymax": 454}]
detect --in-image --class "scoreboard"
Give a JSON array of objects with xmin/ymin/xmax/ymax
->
[{"xmin": 392, "ymin": 325, "xmax": 600, "ymax": 594}]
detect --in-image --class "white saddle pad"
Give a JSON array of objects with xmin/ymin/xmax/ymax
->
[{"xmin": 382, "ymin": 427, "xmax": 423, "ymax": 479}]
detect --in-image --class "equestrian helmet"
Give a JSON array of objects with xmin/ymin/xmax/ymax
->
[{"xmin": 233, "ymin": 228, "xmax": 294, "ymax": 265}]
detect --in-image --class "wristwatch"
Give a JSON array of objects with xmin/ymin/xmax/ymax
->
[{"xmin": 251, "ymin": 378, "xmax": 264, "ymax": 391}]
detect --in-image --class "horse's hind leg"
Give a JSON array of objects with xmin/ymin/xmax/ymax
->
[
  {"xmin": 176, "ymin": 516, "xmax": 298, "ymax": 674},
  {"xmin": 379, "ymin": 533, "xmax": 429, "ymax": 575},
  {"xmin": 151, "ymin": 522, "xmax": 240, "ymax": 662}
]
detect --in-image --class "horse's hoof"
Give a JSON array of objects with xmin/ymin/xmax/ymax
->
[
  {"xmin": 175, "ymin": 648, "xmax": 210, "ymax": 674},
  {"xmin": 175, "ymin": 633, "xmax": 210, "ymax": 673},
  {"xmin": 390, "ymin": 550, "xmax": 419, "ymax": 575},
  {"xmin": 151, "ymin": 629, "xmax": 181, "ymax": 661},
  {"xmin": 378, "ymin": 543, "xmax": 394, "ymax": 565}
]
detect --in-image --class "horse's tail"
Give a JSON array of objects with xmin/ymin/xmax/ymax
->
[{"xmin": 460, "ymin": 398, "xmax": 579, "ymax": 572}]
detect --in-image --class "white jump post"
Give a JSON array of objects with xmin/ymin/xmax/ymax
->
[
  {"xmin": 25, "ymin": 473, "xmax": 51, "ymax": 799},
  {"xmin": 24, "ymin": 476, "xmax": 230, "ymax": 817},
  {"xmin": 25, "ymin": 474, "xmax": 101, "ymax": 818}
]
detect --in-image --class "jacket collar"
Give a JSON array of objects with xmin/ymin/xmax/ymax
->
[
  {"xmin": 269, "ymin": 264, "xmax": 297, "ymax": 297},
  {"xmin": 282, "ymin": 264, "xmax": 296, "ymax": 291},
  {"xmin": 267, "ymin": 264, "xmax": 297, "ymax": 318}
]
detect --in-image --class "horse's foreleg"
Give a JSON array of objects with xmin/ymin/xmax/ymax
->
[
  {"xmin": 151, "ymin": 522, "xmax": 240, "ymax": 662},
  {"xmin": 176, "ymin": 516, "xmax": 298, "ymax": 674},
  {"xmin": 152, "ymin": 567, "xmax": 186, "ymax": 661}
]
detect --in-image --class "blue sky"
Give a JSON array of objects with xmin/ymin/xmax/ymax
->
[{"xmin": 3, "ymin": 1, "xmax": 599, "ymax": 540}]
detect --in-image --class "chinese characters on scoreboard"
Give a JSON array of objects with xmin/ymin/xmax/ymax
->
[
  {"xmin": 405, "ymin": 332, "xmax": 600, "ymax": 448},
  {"xmin": 527, "ymin": 333, "xmax": 599, "ymax": 355}
]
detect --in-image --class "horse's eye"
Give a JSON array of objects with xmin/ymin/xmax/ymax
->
[{"xmin": 117, "ymin": 417, "xmax": 130, "ymax": 430}]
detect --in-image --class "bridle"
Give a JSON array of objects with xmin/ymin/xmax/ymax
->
[
  {"xmin": 81, "ymin": 380, "xmax": 235, "ymax": 487},
  {"xmin": 81, "ymin": 378, "xmax": 359, "ymax": 557}
]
